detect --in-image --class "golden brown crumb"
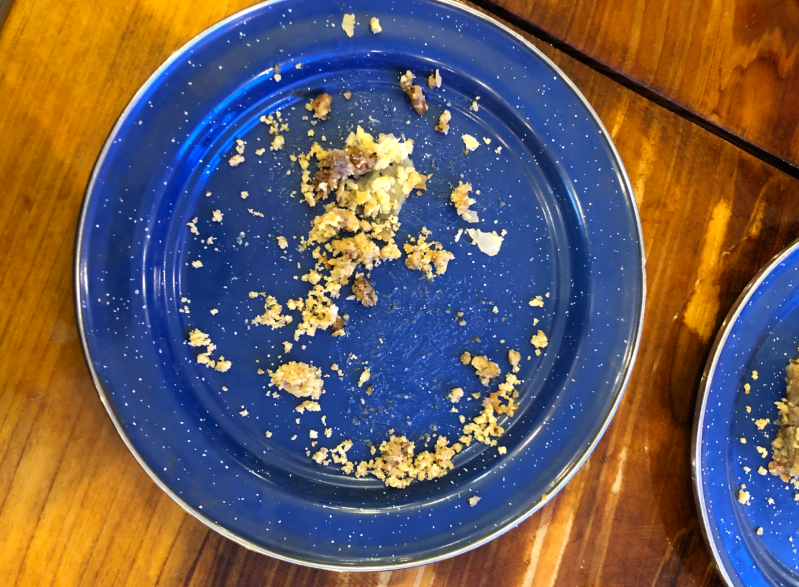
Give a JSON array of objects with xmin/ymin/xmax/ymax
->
[
  {"xmin": 191, "ymin": 260, "xmax": 203, "ymax": 268},
  {"xmin": 187, "ymin": 217, "xmax": 199, "ymax": 235},
  {"xmin": 529, "ymin": 296, "xmax": 544, "ymax": 307},
  {"xmin": 450, "ymin": 181, "xmax": 478, "ymax": 223},
  {"xmin": 468, "ymin": 496, "xmax": 481, "ymax": 507},
  {"xmin": 399, "ymin": 70, "xmax": 428, "ymax": 115},
  {"xmin": 435, "ymin": 110, "xmax": 451, "ymax": 134},
  {"xmin": 744, "ymin": 383, "xmax": 751, "ymax": 394},
  {"xmin": 370, "ymin": 17, "xmax": 381, "ymax": 33},
  {"xmin": 212, "ymin": 210, "xmax": 223, "ymax": 222},
  {"xmin": 352, "ymin": 273, "xmax": 378, "ymax": 307},
  {"xmin": 210, "ymin": 309, "xmax": 218, "ymax": 315},
  {"xmin": 470, "ymin": 100, "xmax": 479, "ymax": 112},
  {"xmin": 269, "ymin": 361, "xmax": 324, "ymax": 399},
  {"xmin": 240, "ymin": 191, "xmax": 249, "ymax": 199},
  {"xmin": 428, "ymin": 69, "xmax": 442, "ymax": 89},
  {"xmin": 358, "ymin": 368, "xmax": 371, "ymax": 387},
  {"xmin": 460, "ymin": 351, "xmax": 472, "ymax": 365},
  {"xmin": 229, "ymin": 154, "xmax": 245, "ymax": 167},
  {"xmin": 508, "ymin": 349, "xmax": 521, "ymax": 373},
  {"xmin": 448, "ymin": 388, "xmax": 464, "ymax": 403},
  {"xmin": 277, "ymin": 236, "xmax": 288, "ymax": 249},
  {"xmin": 343, "ymin": 90, "xmax": 352, "ymax": 99},
  {"xmin": 461, "ymin": 134, "xmax": 480, "ymax": 153},
  {"xmin": 270, "ymin": 135, "xmax": 285, "ymax": 151},
  {"xmin": 248, "ymin": 209, "xmax": 264, "ymax": 217},
  {"xmin": 309, "ymin": 93, "xmax": 333, "ymax": 120},
  {"xmin": 187, "ymin": 329, "xmax": 231, "ymax": 372},
  {"xmin": 755, "ymin": 418, "xmax": 770, "ymax": 430},
  {"xmin": 471, "ymin": 355, "xmax": 501, "ymax": 386},
  {"xmin": 753, "ymin": 370, "xmax": 759, "ymax": 380},
  {"xmin": 251, "ymin": 294, "xmax": 293, "ymax": 329},
  {"xmin": 342, "ymin": 14, "xmax": 355, "ymax": 37},
  {"xmin": 404, "ymin": 231, "xmax": 454, "ymax": 279},
  {"xmin": 295, "ymin": 400, "xmax": 321, "ymax": 413},
  {"xmin": 255, "ymin": 148, "xmax": 266, "ymax": 156},
  {"xmin": 738, "ymin": 489, "xmax": 750, "ymax": 505}
]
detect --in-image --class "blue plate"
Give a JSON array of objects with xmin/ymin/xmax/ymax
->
[
  {"xmin": 694, "ymin": 239, "xmax": 799, "ymax": 586},
  {"xmin": 75, "ymin": 0, "xmax": 644, "ymax": 570}
]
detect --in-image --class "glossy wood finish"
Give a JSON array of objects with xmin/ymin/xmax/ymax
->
[
  {"xmin": 484, "ymin": 0, "xmax": 799, "ymax": 172},
  {"xmin": 2, "ymin": 0, "xmax": 799, "ymax": 585}
]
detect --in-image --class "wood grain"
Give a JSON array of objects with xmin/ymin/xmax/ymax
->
[
  {"xmin": 2, "ymin": 0, "xmax": 799, "ymax": 585},
  {"xmin": 484, "ymin": 0, "xmax": 799, "ymax": 172}
]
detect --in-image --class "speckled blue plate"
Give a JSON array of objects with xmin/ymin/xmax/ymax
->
[
  {"xmin": 694, "ymin": 238, "xmax": 799, "ymax": 586},
  {"xmin": 75, "ymin": 0, "xmax": 644, "ymax": 570}
]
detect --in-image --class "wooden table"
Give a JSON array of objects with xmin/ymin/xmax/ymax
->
[{"xmin": 2, "ymin": 0, "xmax": 798, "ymax": 585}]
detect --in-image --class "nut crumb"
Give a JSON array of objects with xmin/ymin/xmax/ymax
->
[
  {"xmin": 399, "ymin": 70, "xmax": 428, "ymax": 115},
  {"xmin": 435, "ymin": 110, "xmax": 451, "ymax": 134}
]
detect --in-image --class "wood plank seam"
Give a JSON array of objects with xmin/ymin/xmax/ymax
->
[{"xmin": 470, "ymin": 0, "xmax": 799, "ymax": 181}]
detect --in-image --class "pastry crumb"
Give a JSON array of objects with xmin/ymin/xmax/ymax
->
[
  {"xmin": 358, "ymin": 368, "xmax": 371, "ymax": 387},
  {"xmin": 471, "ymin": 355, "xmax": 501, "ymax": 386},
  {"xmin": 461, "ymin": 134, "xmax": 480, "ymax": 153},
  {"xmin": 308, "ymin": 93, "xmax": 333, "ymax": 120},
  {"xmin": 465, "ymin": 228, "xmax": 503, "ymax": 256},
  {"xmin": 450, "ymin": 181, "xmax": 478, "ymax": 223},
  {"xmin": 404, "ymin": 230, "xmax": 454, "ymax": 279},
  {"xmin": 435, "ymin": 110, "xmax": 451, "ymax": 134},
  {"xmin": 269, "ymin": 361, "xmax": 324, "ymax": 399},
  {"xmin": 370, "ymin": 17, "xmax": 381, "ymax": 33},
  {"xmin": 468, "ymin": 496, "xmax": 481, "ymax": 507},
  {"xmin": 212, "ymin": 209, "xmax": 223, "ymax": 222},
  {"xmin": 399, "ymin": 70, "xmax": 428, "ymax": 115},
  {"xmin": 296, "ymin": 400, "xmax": 321, "ymax": 413},
  {"xmin": 508, "ymin": 349, "xmax": 521, "ymax": 373},
  {"xmin": 448, "ymin": 388, "xmax": 464, "ymax": 403},
  {"xmin": 529, "ymin": 295, "xmax": 544, "ymax": 307},
  {"xmin": 428, "ymin": 69, "xmax": 442, "ymax": 89},
  {"xmin": 277, "ymin": 236, "xmax": 288, "ymax": 249},
  {"xmin": 191, "ymin": 260, "xmax": 203, "ymax": 268},
  {"xmin": 342, "ymin": 14, "xmax": 355, "ymax": 37}
]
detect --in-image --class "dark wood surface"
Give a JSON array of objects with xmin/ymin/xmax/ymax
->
[
  {"xmin": 2, "ymin": 0, "xmax": 799, "ymax": 585},
  {"xmin": 485, "ymin": 0, "xmax": 799, "ymax": 173}
]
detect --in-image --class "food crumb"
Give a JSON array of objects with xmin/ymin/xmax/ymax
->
[
  {"xmin": 756, "ymin": 527, "xmax": 764, "ymax": 535},
  {"xmin": 498, "ymin": 446, "xmax": 507, "ymax": 455},
  {"xmin": 370, "ymin": 17, "xmax": 381, "ymax": 33},
  {"xmin": 191, "ymin": 260, "xmax": 203, "ymax": 268},
  {"xmin": 240, "ymin": 191, "xmax": 249, "ymax": 199},
  {"xmin": 450, "ymin": 181, "xmax": 478, "ymax": 223},
  {"xmin": 744, "ymin": 383, "xmax": 751, "ymax": 394},
  {"xmin": 508, "ymin": 349, "xmax": 521, "ymax": 373},
  {"xmin": 529, "ymin": 296, "xmax": 544, "ymax": 307},
  {"xmin": 210, "ymin": 308, "xmax": 218, "ymax": 315},
  {"xmin": 752, "ymin": 370, "xmax": 759, "ymax": 380},
  {"xmin": 308, "ymin": 93, "xmax": 333, "ymax": 120},
  {"xmin": 269, "ymin": 361, "xmax": 324, "ymax": 399},
  {"xmin": 239, "ymin": 409, "xmax": 249, "ymax": 416},
  {"xmin": 343, "ymin": 90, "xmax": 352, "ymax": 100},
  {"xmin": 740, "ymin": 437, "xmax": 747, "ymax": 444},
  {"xmin": 212, "ymin": 210, "xmax": 223, "ymax": 222},
  {"xmin": 471, "ymin": 355, "xmax": 501, "ymax": 386},
  {"xmin": 462, "ymin": 134, "xmax": 480, "ymax": 153},
  {"xmin": 468, "ymin": 495, "xmax": 481, "ymax": 507},
  {"xmin": 758, "ymin": 466, "xmax": 768, "ymax": 475},
  {"xmin": 428, "ymin": 69, "xmax": 442, "ymax": 89},
  {"xmin": 448, "ymin": 388, "xmax": 464, "ymax": 403},
  {"xmin": 229, "ymin": 154, "xmax": 245, "ymax": 167},
  {"xmin": 531, "ymin": 330, "xmax": 548, "ymax": 350},
  {"xmin": 399, "ymin": 70, "xmax": 428, "ymax": 115},
  {"xmin": 755, "ymin": 418, "xmax": 769, "ymax": 430},
  {"xmin": 187, "ymin": 217, "xmax": 199, "ymax": 235},
  {"xmin": 265, "ymin": 430, "xmax": 272, "ymax": 438},
  {"xmin": 255, "ymin": 148, "xmax": 266, "ymax": 156},
  {"xmin": 342, "ymin": 14, "xmax": 355, "ymax": 37},
  {"xmin": 283, "ymin": 341, "xmax": 293, "ymax": 353},
  {"xmin": 460, "ymin": 351, "xmax": 472, "ymax": 365},
  {"xmin": 435, "ymin": 110, "xmax": 451, "ymax": 134},
  {"xmin": 358, "ymin": 368, "xmax": 371, "ymax": 387},
  {"xmin": 465, "ymin": 228, "xmax": 503, "ymax": 256},
  {"xmin": 277, "ymin": 236, "xmax": 288, "ymax": 249},
  {"xmin": 738, "ymin": 489, "xmax": 750, "ymax": 505},
  {"xmin": 470, "ymin": 100, "xmax": 479, "ymax": 112}
]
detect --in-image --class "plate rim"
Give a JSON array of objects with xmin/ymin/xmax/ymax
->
[
  {"xmin": 692, "ymin": 237, "xmax": 799, "ymax": 587},
  {"xmin": 74, "ymin": 0, "xmax": 646, "ymax": 571}
]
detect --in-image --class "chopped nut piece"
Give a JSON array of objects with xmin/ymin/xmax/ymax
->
[
  {"xmin": 428, "ymin": 69, "xmax": 442, "ymax": 89},
  {"xmin": 352, "ymin": 273, "xmax": 378, "ymax": 307},
  {"xmin": 399, "ymin": 70, "xmax": 428, "ymax": 115},
  {"xmin": 342, "ymin": 13, "xmax": 355, "ymax": 37},
  {"xmin": 370, "ymin": 17, "xmax": 382, "ymax": 33},
  {"xmin": 435, "ymin": 110, "xmax": 451, "ymax": 134},
  {"xmin": 269, "ymin": 361, "xmax": 324, "ymax": 399},
  {"xmin": 309, "ymin": 93, "xmax": 333, "ymax": 120}
]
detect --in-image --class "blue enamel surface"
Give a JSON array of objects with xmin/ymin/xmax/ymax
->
[
  {"xmin": 697, "ymin": 240, "xmax": 799, "ymax": 586},
  {"xmin": 76, "ymin": 0, "xmax": 643, "ymax": 569}
]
